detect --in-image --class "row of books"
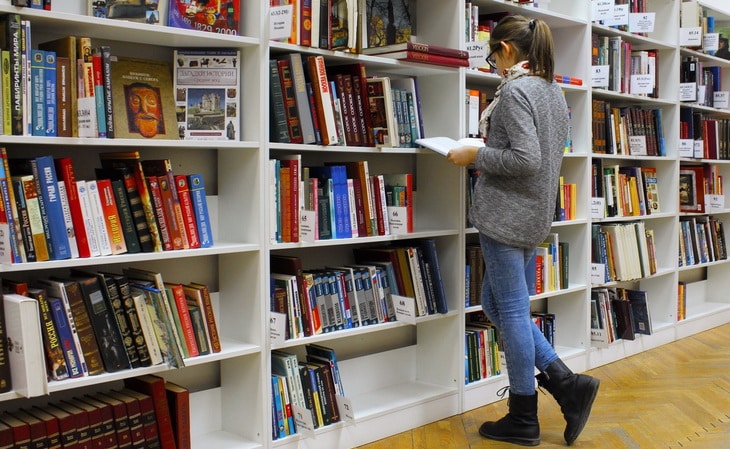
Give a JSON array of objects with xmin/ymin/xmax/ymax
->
[
  {"xmin": 591, "ymin": 287, "xmax": 652, "ymax": 348},
  {"xmin": 591, "ymin": 221, "xmax": 657, "ymax": 283},
  {"xmin": 680, "ymin": 109, "xmax": 730, "ymax": 160},
  {"xmin": 677, "ymin": 281, "xmax": 687, "ymax": 322},
  {"xmin": 554, "ymin": 176, "xmax": 578, "ymax": 222},
  {"xmin": 0, "ymin": 268, "xmax": 220, "ymax": 398},
  {"xmin": 591, "ymin": 34, "xmax": 659, "ymax": 97},
  {"xmin": 465, "ymin": 320, "xmax": 502, "ymax": 385},
  {"xmin": 270, "ymin": 240, "xmax": 447, "ymax": 340},
  {"xmin": 679, "ymin": 215, "xmax": 728, "ymax": 267},
  {"xmin": 271, "ymin": 0, "xmax": 358, "ymax": 51},
  {"xmin": 0, "ymin": 149, "xmax": 213, "ymax": 264},
  {"xmin": 592, "ymin": 0, "xmax": 649, "ymax": 34},
  {"xmin": 269, "ymin": 53, "xmax": 425, "ymax": 148},
  {"xmin": 592, "ymin": 161, "xmax": 662, "ymax": 218},
  {"xmin": 271, "ymin": 156, "xmax": 413, "ymax": 243},
  {"xmin": 271, "ymin": 344, "xmax": 344, "ymax": 439},
  {"xmin": 0, "ymin": 374, "xmax": 188, "ymax": 449},
  {"xmin": 680, "ymin": 57, "xmax": 723, "ymax": 107},
  {"xmin": 591, "ymin": 100, "xmax": 665, "ymax": 156},
  {"xmin": 0, "ymin": 16, "xmax": 241, "ymax": 141}
]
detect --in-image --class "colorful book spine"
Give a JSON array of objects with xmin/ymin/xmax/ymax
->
[
  {"xmin": 91, "ymin": 53, "xmax": 107, "ymax": 138},
  {"xmin": 174, "ymin": 175, "xmax": 200, "ymax": 249},
  {"xmin": 44, "ymin": 50, "xmax": 57, "ymax": 137},
  {"xmin": 33, "ymin": 155, "xmax": 73, "ymax": 259},
  {"xmin": 187, "ymin": 174, "xmax": 213, "ymax": 247},
  {"xmin": 30, "ymin": 49, "xmax": 46, "ymax": 137}
]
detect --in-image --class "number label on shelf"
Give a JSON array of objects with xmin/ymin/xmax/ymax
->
[
  {"xmin": 269, "ymin": 312, "xmax": 287, "ymax": 344},
  {"xmin": 591, "ymin": 264, "xmax": 607, "ymax": 285},
  {"xmin": 704, "ymin": 33, "xmax": 720, "ymax": 52},
  {"xmin": 300, "ymin": 210, "xmax": 317, "ymax": 242},
  {"xmin": 680, "ymin": 27, "xmax": 703, "ymax": 47},
  {"xmin": 629, "ymin": 13, "xmax": 655, "ymax": 33},
  {"xmin": 393, "ymin": 294, "xmax": 417, "ymax": 324},
  {"xmin": 705, "ymin": 194, "xmax": 725, "ymax": 213},
  {"xmin": 269, "ymin": 5, "xmax": 293, "ymax": 40},
  {"xmin": 679, "ymin": 82, "xmax": 697, "ymax": 102},
  {"xmin": 713, "ymin": 91, "xmax": 729, "ymax": 109},
  {"xmin": 293, "ymin": 404, "xmax": 316, "ymax": 437},
  {"xmin": 679, "ymin": 139, "xmax": 694, "ymax": 158},
  {"xmin": 591, "ymin": 66, "xmax": 610, "ymax": 88},
  {"xmin": 591, "ymin": 198, "xmax": 605, "ymax": 219},
  {"xmin": 336, "ymin": 395, "xmax": 355, "ymax": 421}
]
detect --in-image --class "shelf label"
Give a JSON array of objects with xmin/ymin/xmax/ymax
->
[
  {"xmin": 704, "ymin": 33, "xmax": 719, "ymax": 52},
  {"xmin": 336, "ymin": 395, "xmax": 355, "ymax": 421},
  {"xmin": 629, "ymin": 12, "xmax": 655, "ymax": 33},
  {"xmin": 466, "ymin": 41, "xmax": 487, "ymax": 69},
  {"xmin": 269, "ymin": 311, "xmax": 286, "ymax": 344},
  {"xmin": 591, "ymin": 0, "xmax": 614, "ymax": 23},
  {"xmin": 591, "ymin": 65, "xmax": 610, "ymax": 88},
  {"xmin": 292, "ymin": 404, "xmax": 316, "ymax": 437},
  {"xmin": 680, "ymin": 27, "xmax": 703, "ymax": 47},
  {"xmin": 605, "ymin": 4, "xmax": 629, "ymax": 26},
  {"xmin": 714, "ymin": 91, "xmax": 729, "ymax": 109},
  {"xmin": 300, "ymin": 210, "xmax": 317, "ymax": 242},
  {"xmin": 697, "ymin": 85, "xmax": 707, "ymax": 105},
  {"xmin": 705, "ymin": 194, "xmax": 725, "ymax": 212},
  {"xmin": 628, "ymin": 135, "xmax": 647, "ymax": 155},
  {"xmin": 591, "ymin": 197, "xmax": 605, "ymax": 219},
  {"xmin": 269, "ymin": 4, "xmax": 293, "ymax": 40},
  {"xmin": 694, "ymin": 140, "xmax": 704, "ymax": 158},
  {"xmin": 679, "ymin": 82, "xmax": 697, "ymax": 102},
  {"xmin": 679, "ymin": 139, "xmax": 694, "ymax": 158},
  {"xmin": 387, "ymin": 206, "xmax": 409, "ymax": 235},
  {"xmin": 591, "ymin": 263, "xmax": 606, "ymax": 285},
  {"xmin": 393, "ymin": 294, "xmax": 417, "ymax": 324},
  {"xmin": 0, "ymin": 223, "xmax": 10, "ymax": 264},
  {"xmin": 630, "ymin": 74, "xmax": 653, "ymax": 94}
]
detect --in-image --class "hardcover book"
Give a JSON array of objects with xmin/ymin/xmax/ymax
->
[
  {"xmin": 124, "ymin": 374, "xmax": 177, "ymax": 449},
  {"xmin": 164, "ymin": 381, "xmax": 191, "ymax": 449},
  {"xmin": 173, "ymin": 49, "xmax": 240, "ymax": 140},
  {"xmin": 90, "ymin": 0, "xmax": 164, "ymax": 25},
  {"xmin": 167, "ymin": 0, "xmax": 239, "ymax": 34},
  {"xmin": 26, "ymin": 287, "xmax": 70, "ymax": 381},
  {"xmin": 364, "ymin": 0, "xmax": 414, "ymax": 52},
  {"xmin": 2, "ymin": 293, "xmax": 47, "ymax": 397},
  {"xmin": 109, "ymin": 57, "xmax": 179, "ymax": 140},
  {"xmin": 0, "ymin": 293, "xmax": 10, "ymax": 393}
]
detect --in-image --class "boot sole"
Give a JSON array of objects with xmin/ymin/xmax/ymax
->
[
  {"xmin": 565, "ymin": 377, "xmax": 600, "ymax": 446},
  {"xmin": 479, "ymin": 430, "xmax": 540, "ymax": 447}
]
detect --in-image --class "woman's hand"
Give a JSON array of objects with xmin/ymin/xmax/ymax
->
[{"xmin": 446, "ymin": 145, "xmax": 479, "ymax": 167}]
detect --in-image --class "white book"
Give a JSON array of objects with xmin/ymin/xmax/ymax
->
[
  {"xmin": 346, "ymin": 178, "xmax": 358, "ymax": 238},
  {"xmin": 415, "ymin": 136, "xmax": 485, "ymax": 156},
  {"xmin": 131, "ymin": 290, "xmax": 164, "ymax": 366},
  {"xmin": 85, "ymin": 180, "xmax": 113, "ymax": 256},
  {"xmin": 75, "ymin": 180, "xmax": 101, "ymax": 257},
  {"xmin": 3, "ymin": 293, "xmax": 48, "ymax": 397},
  {"xmin": 56, "ymin": 180, "xmax": 79, "ymax": 258}
]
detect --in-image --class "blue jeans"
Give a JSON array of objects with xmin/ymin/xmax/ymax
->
[{"xmin": 479, "ymin": 233, "xmax": 559, "ymax": 395}]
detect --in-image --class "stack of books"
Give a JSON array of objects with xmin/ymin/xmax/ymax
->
[{"xmin": 362, "ymin": 41, "xmax": 470, "ymax": 68}]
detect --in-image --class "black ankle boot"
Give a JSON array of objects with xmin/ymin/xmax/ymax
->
[
  {"xmin": 536, "ymin": 358, "xmax": 600, "ymax": 445},
  {"xmin": 479, "ymin": 390, "xmax": 540, "ymax": 446}
]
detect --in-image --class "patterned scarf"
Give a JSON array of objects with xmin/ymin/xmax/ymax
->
[{"xmin": 479, "ymin": 61, "xmax": 531, "ymax": 138}]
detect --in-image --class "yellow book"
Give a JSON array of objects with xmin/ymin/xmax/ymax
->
[{"xmin": 1, "ymin": 50, "xmax": 10, "ymax": 135}]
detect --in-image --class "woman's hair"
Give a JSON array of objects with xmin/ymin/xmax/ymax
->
[{"xmin": 490, "ymin": 15, "xmax": 555, "ymax": 82}]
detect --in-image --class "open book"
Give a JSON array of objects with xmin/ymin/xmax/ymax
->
[{"xmin": 415, "ymin": 137, "xmax": 485, "ymax": 156}]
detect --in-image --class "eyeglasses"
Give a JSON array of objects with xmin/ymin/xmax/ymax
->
[{"xmin": 485, "ymin": 44, "xmax": 500, "ymax": 70}]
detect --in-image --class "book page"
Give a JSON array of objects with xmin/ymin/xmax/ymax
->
[{"xmin": 415, "ymin": 137, "xmax": 485, "ymax": 156}]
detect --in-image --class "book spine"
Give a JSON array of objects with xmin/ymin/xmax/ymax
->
[
  {"xmin": 187, "ymin": 174, "xmax": 213, "ymax": 248},
  {"xmin": 146, "ymin": 176, "xmax": 173, "ymax": 251},
  {"xmin": 63, "ymin": 281, "xmax": 104, "ymax": 375},
  {"xmin": 102, "ymin": 276, "xmax": 141, "ymax": 369},
  {"xmin": 33, "ymin": 156, "xmax": 73, "ymax": 259},
  {"xmin": 1, "ymin": 50, "xmax": 11, "ymax": 135},
  {"xmin": 117, "ymin": 168, "xmax": 154, "ymax": 252},
  {"xmin": 86, "ymin": 180, "xmax": 113, "ymax": 256},
  {"xmin": 111, "ymin": 179, "xmax": 142, "ymax": 253},
  {"xmin": 286, "ymin": 53, "xmax": 315, "ymax": 144},
  {"xmin": 91, "ymin": 54, "xmax": 107, "ymax": 138},
  {"xmin": 190, "ymin": 283, "xmax": 221, "ymax": 353},
  {"xmin": 173, "ymin": 175, "xmax": 200, "ymax": 249},
  {"xmin": 35, "ymin": 293, "xmax": 71, "ymax": 381},
  {"xmin": 269, "ymin": 59, "xmax": 291, "ymax": 143},
  {"xmin": 76, "ymin": 180, "xmax": 102, "ymax": 257},
  {"xmin": 277, "ymin": 58, "xmax": 304, "ymax": 144},
  {"xmin": 4, "ymin": 14, "xmax": 23, "ymax": 135},
  {"xmin": 10, "ymin": 177, "xmax": 35, "ymax": 263},
  {"xmin": 55, "ymin": 56, "xmax": 72, "ymax": 137},
  {"xmin": 164, "ymin": 384, "xmax": 191, "ymax": 449},
  {"xmin": 168, "ymin": 284, "xmax": 199, "ymax": 357},
  {"xmin": 100, "ymin": 46, "xmax": 114, "ymax": 138},
  {"xmin": 131, "ymin": 291, "xmax": 164, "ymax": 365},
  {"xmin": 30, "ymin": 49, "xmax": 46, "ymax": 137},
  {"xmin": 16, "ymin": 176, "xmax": 45, "ymax": 262},
  {"xmin": 123, "ymin": 376, "xmax": 177, "ymax": 449},
  {"xmin": 97, "ymin": 179, "xmax": 127, "ymax": 255},
  {"xmin": 113, "ymin": 277, "xmax": 152, "ymax": 367},
  {"xmin": 158, "ymin": 173, "xmax": 188, "ymax": 250},
  {"xmin": 56, "ymin": 180, "xmax": 80, "ymax": 258},
  {"xmin": 309, "ymin": 55, "xmax": 338, "ymax": 145},
  {"xmin": 44, "ymin": 51, "xmax": 57, "ymax": 137}
]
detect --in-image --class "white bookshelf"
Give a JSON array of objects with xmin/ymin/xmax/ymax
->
[{"xmin": 1, "ymin": 1, "xmax": 729, "ymax": 448}]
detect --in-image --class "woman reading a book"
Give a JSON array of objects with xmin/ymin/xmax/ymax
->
[{"xmin": 446, "ymin": 15, "xmax": 600, "ymax": 446}]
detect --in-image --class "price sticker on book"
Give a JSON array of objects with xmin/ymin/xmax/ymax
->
[
  {"xmin": 292, "ymin": 404, "xmax": 316, "ymax": 437},
  {"xmin": 336, "ymin": 395, "xmax": 355, "ymax": 421},
  {"xmin": 269, "ymin": 311, "xmax": 287, "ymax": 344},
  {"xmin": 591, "ymin": 65, "xmax": 610, "ymax": 88},
  {"xmin": 269, "ymin": 4, "xmax": 293, "ymax": 40},
  {"xmin": 680, "ymin": 27, "xmax": 703, "ymax": 47},
  {"xmin": 679, "ymin": 82, "xmax": 697, "ymax": 102},
  {"xmin": 393, "ymin": 294, "xmax": 417, "ymax": 324},
  {"xmin": 714, "ymin": 91, "xmax": 729, "ymax": 109},
  {"xmin": 629, "ymin": 12, "xmax": 655, "ymax": 33},
  {"xmin": 704, "ymin": 33, "xmax": 719, "ymax": 52},
  {"xmin": 679, "ymin": 139, "xmax": 694, "ymax": 158}
]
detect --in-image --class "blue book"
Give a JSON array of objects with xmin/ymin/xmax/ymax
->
[
  {"xmin": 271, "ymin": 375, "xmax": 286, "ymax": 439},
  {"xmin": 416, "ymin": 238, "xmax": 449, "ymax": 314},
  {"xmin": 33, "ymin": 155, "xmax": 72, "ymax": 259},
  {"xmin": 47, "ymin": 295, "xmax": 84, "ymax": 378},
  {"xmin": 43, "ymin": 50, "xmax": 57, "ymax": 137},
  {"xmin": 309, "ymin": 165, "xmax": 352, "ymax": 238},
  {"xmin": 30, "ymin": 49, "xmax": 46, "ymax": 137},
  {"xmin": 187, "ymin": 173, "xmax": 213, "ymax": 247}
]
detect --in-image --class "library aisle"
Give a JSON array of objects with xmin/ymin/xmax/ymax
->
[{"xmin": 356, "ymin": 323, "xmax": 730, "ymax": 449}]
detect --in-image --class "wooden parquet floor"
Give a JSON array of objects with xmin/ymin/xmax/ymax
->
[{"xmin": 356, "ymin": 323, "xmax": 730, "ymax": 449}]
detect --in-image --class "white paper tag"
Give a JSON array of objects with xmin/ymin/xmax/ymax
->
[
  {"xmin": 591, "ymin": 0, "xmax": 615, "ymax": 23},
  {"xmin": 694, "ymin": 140, "xmax": 704, "ymax": 158},
  {"xmin": 592, "ymin": 65, "xmax": 610, "ymax": 88},
  {"xmin": 269, "ymin": 5, "xmax": 293, "ymax": 40},
  {"xmin": 630, "ymin": 74, "xmax": 654, "ymax": 94},
  {"xmin": 393, "ymin": 294, "xmax": 417, "ymax": 324},
  {"xmin": 697, "ymin": 85, "xmax": 707, "ymax": 105},
  {"xmin": 714, "ymin": 91, "xmax": 729, "ymax": 109},
  {"xmin": 269, "ymin": 311, "xmax": 286, "ymax": 344},
  {"xmin": 299, "ymin": 209, "xmax": 317, "ymax": 242},
  {"xmin": 292, "ymin": 404, "xmax": 316, "ymax": 437},
  {"xmin": 629, "ymin": 135, "xmax": 647, "ymax": 155},
  {"xmin": 591, "ymin": 263, "xmax": 607, "ymax": 285},
  {"xmin": 680, "ymin": 27, "xmax": 703, "ymax": 47},
  {"xmin": 705, "ymin": 194, "xmax": 725, "ymax": 212},
  {"xmin": 679, "ymin": 139, "xmax": 695, "ymax": 158},
  {"xmin": 605, "ymin": 4, "xmax": 629, "ymax": 26},
  {"xmin": 679, "ymin": 82, "xmax": 697, "ymax": 102},
  {"xmin": 704, "ymin": 33, "xmax": 719, "ymax": 52},
  {"xmin": 0, "ymin": 223, "xmax": 11, "ymax": 264},
  {"xmin": 387, "ymin": 206, "xmax": 408, "ymax": 235},
  {"xmin": 466, "ymin": 41, "xmax": 487, "ymax": 69},
  {"xmin": 336, "ymin": 395, "xmax": 355, "ymax": 421},
  {"xmin": 591, "ymin": 198, "xmax": 605, "ymax": 219},
  {"xmin": 629, "ymin": 12, "xmax": 655, "ymax": 33}
]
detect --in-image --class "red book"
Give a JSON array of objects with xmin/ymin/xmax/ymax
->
[
  {"xmin": 375, "ymin": 51, "xmax": 470, "ymax": 67},
  {"xmin": 124, "ymin": 375, "xmax": 177, "ymax": 449},
  {"xmin": 362, "ymin": 41, "xmax": 469, "ymax": 58},
  {"xmin": 146, "ymin": 176, "xmax": 173, "ymax": 251},
  {"xmin": 54, "ymin": 157, "xmax": 91, "ymax": 258},
  {"xmin": 279, "ymin": 155, "xmax": 300, "ymax": 243},
  {"xmin": 94, "ymin": 393, "xmax": 133, "ymax": 449},
  {"xmin": 0, "ymin": 420, "xmax": 13, "ymax": 449},
  {"xmin": 67, "ymin": 399, "xmax": 104, "ymax": 449},
  {"xmin": 184, "ymin": 282, "xmax": 221, "ymax": 353},
  {"xmin": 141, "ymin": 159, "xmax": 189, "ymax": 250},
  {"xmin": 121, "ymin": 389, "xmax": 160, "ymax": 448},
  {"xmin": 164, "ymin": 382, "xmax": 190, "ymax": 449},
  {"xmin": 173, "ymin": 175, "xmax": 200, "ymax": 249},
  {"xmin": 56, "ymin": 401, "xmax": 92, "ymax": 449},
  {"xmin": 102, "ymin": 391, "xmax": 145, "ymax": 448},
  {"xmin": 96, "ymin": 178, "xmax": 127, "ymax": 255},
  {"xmin": 277, "ymin": 58, "xmax": 304, "ymax": 144},
  {"xmin": 0, "ymin": 413, "xmax": 30, "ymax": 448},
  {"xmin": 9, "ymin": 410, "xmax": 47, "ymax": 449},
  {"xmin": 164, "ymin": 282, "xmax": 199, "ymax": 358},
  {"xmin": 77, "ymin": 396, "xmax": 117, "ymax": 449},
  {"xmin": 28, "ymin": 407, "xmax": 62, "ymax": 449},
  {"xmin": 44, "ymin": 404, "xmax": 79, "ymax": 449},
  {"xmin": 306, "ymin": 55, "xmax": 338, "ymax": 145}
]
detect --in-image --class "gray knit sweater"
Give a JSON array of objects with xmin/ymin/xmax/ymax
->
[{"xmin": 468, "ymin": 76, "xmax": 569, "ymax": 249}]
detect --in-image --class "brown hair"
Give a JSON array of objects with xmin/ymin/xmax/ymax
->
[{"xmin": 490, "ymin": 15, "xmax": 555, "ymax": 82}]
